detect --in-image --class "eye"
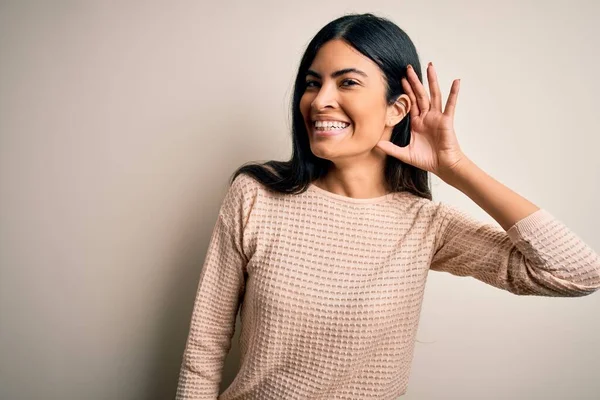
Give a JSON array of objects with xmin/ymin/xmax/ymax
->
[
  {"xmin": 305, "ymin": 79, "xmax": 358, "ymax": 88},
  {"xmin": 341, "ymin": 79, "xmax": 358, "ymax": 87}
]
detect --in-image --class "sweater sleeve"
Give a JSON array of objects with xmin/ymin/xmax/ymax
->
[
  {"xmin": 175, "ymin": 205, "xmax": 248, "ymax": 399},
  {"xmin": 429, "ymin": 203, "xmax": 600, "ymax": 297}
]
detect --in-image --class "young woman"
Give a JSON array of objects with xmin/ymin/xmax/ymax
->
[{"xmin": 176, "ymin": 13, "xmax": 600, "ymax": 400}]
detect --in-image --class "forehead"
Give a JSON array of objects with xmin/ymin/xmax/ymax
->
[{"xmin": 309, "ymin": 39, "xmax": 380, "ymax": 75}]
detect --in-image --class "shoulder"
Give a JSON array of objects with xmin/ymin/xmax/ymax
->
[
  {"xmin": 228, "ymin": 172, "xmax": 263, "ymax": 199},
  {"xmin": 393, "ymin": 191, "xmax": 442, "ymax": 219},
  {"xmin": 219, "ymin": 173, "xmax": 264, "ymax": 229}
]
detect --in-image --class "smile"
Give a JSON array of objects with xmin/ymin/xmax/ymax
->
[{"xmin": 311, "ymin": 121, "xmax": 352, "ymax": 137}]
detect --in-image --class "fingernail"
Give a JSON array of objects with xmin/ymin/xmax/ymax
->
[
  {"xmin": 407, "ymin": 64, "xmax": 413, "ymax": 70},
  {"xmin": 428, "ymin": 62, "xmax": 433, "ymax": 67}
]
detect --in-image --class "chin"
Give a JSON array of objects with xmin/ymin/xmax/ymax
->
[{"xmin": 310, "ymin": 146, "xmax": 339, "ymax": 161}]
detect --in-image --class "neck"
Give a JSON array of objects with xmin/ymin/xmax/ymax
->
[{"xmin": 314, "ymin": 159, "xmax": 389, "ymax": 199}]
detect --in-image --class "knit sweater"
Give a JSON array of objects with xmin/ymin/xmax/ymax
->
[{"xmin": 175, "ymin": 173, "xmax": 600, "ymax": 400}]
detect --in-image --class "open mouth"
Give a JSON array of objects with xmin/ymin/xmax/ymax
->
[{"xmin": 311, "ymin": 120, "xmax": 352, "ymax": 136}]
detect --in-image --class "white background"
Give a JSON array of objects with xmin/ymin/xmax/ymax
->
[{"xmin": 1, "ymin": 1, "xmax": 598, "ymax": 399}]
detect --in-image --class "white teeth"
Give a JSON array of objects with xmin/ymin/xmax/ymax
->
[{"xmin": 314, "ymin": 121, "xmax": 350, "ymax": 129}]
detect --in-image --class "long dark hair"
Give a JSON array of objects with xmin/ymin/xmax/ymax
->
[{"xmin": 230, "ymin": 13, "xmax": 431, "ymax": 200}]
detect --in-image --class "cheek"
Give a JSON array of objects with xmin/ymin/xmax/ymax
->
[
  {"xmin": 344, "ymin": 103, "xmax": 378, "ymax": 127},
  {"xmin": 342, "ymin": 106, "xmax": 387, "ymax": 141},
  {"xmin": 351, "ymin": 99, "xmax": 386, "ymax": 126},
  {"xmin": 299, "ymin": 93, "xmax": 312, "ymax": 118}
]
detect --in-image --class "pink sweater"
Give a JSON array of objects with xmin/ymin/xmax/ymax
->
[{"xmin": 176, "ymin": 173, "xmax": 600, "ymax": 399}]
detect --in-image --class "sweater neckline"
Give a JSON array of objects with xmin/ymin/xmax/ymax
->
[{"xmin": 307, "ymin": 182, "xmax": 397, "ymax": 204}]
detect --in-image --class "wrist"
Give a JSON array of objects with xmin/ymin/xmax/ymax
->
[{"xmin": 438, "ymin": 154, "xmax": 475, "ymax": 187}]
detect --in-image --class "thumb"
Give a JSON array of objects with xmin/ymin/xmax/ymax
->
[{"xmin": 376, "ymin": 141, "xmax": 410, "ymax": 163}]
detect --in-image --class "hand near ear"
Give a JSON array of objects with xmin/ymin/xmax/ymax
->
[{"xmin": 376, "ymin": 62, "xmax": 466, "ymax": 180}]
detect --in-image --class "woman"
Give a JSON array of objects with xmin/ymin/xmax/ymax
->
[{"xmin": 176, "ymin": 13, "xmax": 600, "ymax": 399}]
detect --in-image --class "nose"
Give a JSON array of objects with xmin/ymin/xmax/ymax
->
[{"xmin": 310, "ymin": 82, "xmax": 338, "ymax": 111}]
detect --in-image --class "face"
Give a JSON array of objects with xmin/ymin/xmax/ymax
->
[{"xmin": 299, "ymin": 39, "xmax": 408, "ymax": 162}]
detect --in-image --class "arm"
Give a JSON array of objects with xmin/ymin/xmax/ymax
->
[
  {"xmin": 431, "ymin": 157, "xmax": 600, "ymax": 296},
  {"xmin": 439, "ymin": 156, "xmax": 540, "ymax": 231},
  {"xmin": 176, "ymin": 211, "xmax": 247, "ymax": 399}
]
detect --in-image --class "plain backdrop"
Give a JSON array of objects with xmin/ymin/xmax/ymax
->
[{"xmin": 1, "ymin": 1, "xmax": 599, "ymax": 399}]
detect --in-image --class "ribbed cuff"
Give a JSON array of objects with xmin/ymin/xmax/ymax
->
[{"xmin": 506, "ymin": 208, "xmax": 553, "ymax": 242}]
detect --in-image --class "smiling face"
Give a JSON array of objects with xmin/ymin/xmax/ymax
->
[{"xmin": 299, "ymin": 39, "xmax": 407, "ymax": 162}]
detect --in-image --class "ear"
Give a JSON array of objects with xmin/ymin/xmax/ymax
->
[{"xmin": 386, "ymin": 94, "xmax": 411, "ymax": 127}]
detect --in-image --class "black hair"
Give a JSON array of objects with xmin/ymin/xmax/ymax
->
[{"xmin": 230, "ymin": 12, "xmax": 431, "ymax": 200}]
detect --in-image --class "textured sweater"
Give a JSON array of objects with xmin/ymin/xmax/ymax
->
[{"xmin": 175, "ymin": 173, "xmax": 600, "ymax": 399}]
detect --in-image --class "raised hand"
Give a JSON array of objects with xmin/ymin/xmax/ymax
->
[{"xmin": 376, "ymin": 62, "xmax": 466, "ymax": 180}]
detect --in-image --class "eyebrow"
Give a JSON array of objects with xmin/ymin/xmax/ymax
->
[{"xmin": 305, "ymin": 68, "xmax": 368, "ymax": 79}]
